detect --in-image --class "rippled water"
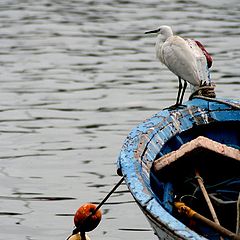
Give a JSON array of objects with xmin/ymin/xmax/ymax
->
[{"xmin": 0, "ymin": 0, "xmax": 239, "ymax": 239}]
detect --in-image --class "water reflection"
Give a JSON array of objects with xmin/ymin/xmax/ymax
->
[{"xmin": 0, "ymin": 0, "xmax": 239, "ymax": 239}]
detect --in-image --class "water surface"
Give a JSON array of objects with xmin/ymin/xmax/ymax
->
[{"xmin": 0, "ymin": 0, "xmax": 239, "ymax": 239}]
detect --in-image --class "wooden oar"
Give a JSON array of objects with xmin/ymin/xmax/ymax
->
[
  {"xmin": 195, "ymin": 169, "xmax": 221, "ymax": 225},
  {"xmin": 174, "ymin": 202, "xmax": 240, "ymax": 240},
  {"xmin": 195, "ymin": 169, "xmax": 224, "ymax": 240}
]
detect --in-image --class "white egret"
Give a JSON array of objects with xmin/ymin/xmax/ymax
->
[{"xmin": 145, "ymin": 25, "xmax": 213, "ymax": 105}]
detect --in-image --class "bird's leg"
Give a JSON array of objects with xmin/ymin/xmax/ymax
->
[
  {"xmin": 164, "ymin": 77, "xmax": 187, "ymax": 110},
  {"xmin": 176, "ymin": 77, "xmax": 182, "ymax": 105},
  {"xmin": 179, "ymin": 80, "xmax": 187, "ymax": 105}
]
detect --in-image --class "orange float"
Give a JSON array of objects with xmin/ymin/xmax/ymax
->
[{"xmin": 74, "ymin": 203, "xmax": 102, "ymax": 233}]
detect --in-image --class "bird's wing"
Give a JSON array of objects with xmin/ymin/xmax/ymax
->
[
  {"xmin": 185, "ymin": 39, "xmax": 211, "ymax": 85},
  {"xmin": 194, "ymin": 40, "xmax": 213, "ymax": 68},
  {"xmin": 160, "ymin": 36, "xmax": 201, "ymax": 86}
]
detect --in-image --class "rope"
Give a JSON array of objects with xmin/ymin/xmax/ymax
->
[
  {"xmin": 188, "ymin": 83, "xmax": 240, "ymax": 110},
  {"xmin": 67, "ymin": 177, "xmax": 125, "ymax": 239},
  {"xmin": 189, "ymin": 84, "xmax": 216, "ymax": 99},
  {"xmin": 194, "ymin": 175, "xmax": 204, "ymax": 183}
]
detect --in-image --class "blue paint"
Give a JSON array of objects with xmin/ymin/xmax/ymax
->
[
  {"xmin": 117, "ymin": 97, "xmax": 240, "ymax": 239},
  {"xmin": 162, "ymin": 182, "xmax": 174, "ymax": 213}
]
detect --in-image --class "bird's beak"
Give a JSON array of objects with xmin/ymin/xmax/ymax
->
[{"xmin": 145, "ymin": 29, "xmax": 160, "ymax": 34}]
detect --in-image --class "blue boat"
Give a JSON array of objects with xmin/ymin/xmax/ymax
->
[{"xmin": 117, "ymin": 97, "xmax": 240, "ymax": 240}]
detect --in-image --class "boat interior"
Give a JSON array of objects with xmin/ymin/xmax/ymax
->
[{"xmin": 150, "ymin": 122, "xmax": 240, "ymax": 239}]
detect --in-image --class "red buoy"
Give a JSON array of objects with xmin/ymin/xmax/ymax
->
[{"xmin": 74, "ymin": 203, "xmax": 102, "ymax": 232}]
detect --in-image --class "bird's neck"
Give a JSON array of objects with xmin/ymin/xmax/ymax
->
[
  {"xmin": 155, "ymin": 35, "xmax": 167, "ymax": 54},
  {"xmin": 161, "ymin": 28, "xmax": 173, "ymax": 41},
  {"xmin": 156, "ymin": 30, "xmax": 173, "ymax": 46}
]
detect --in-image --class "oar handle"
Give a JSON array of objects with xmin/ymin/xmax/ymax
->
[{"xmin": 174, "ymin": 202, "xmax": 240, "ymax": 240}]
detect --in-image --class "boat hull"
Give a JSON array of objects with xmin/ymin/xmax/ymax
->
[{"xmin": 117, "ymin": 98, "xmax": 240, "ymax": 239}]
